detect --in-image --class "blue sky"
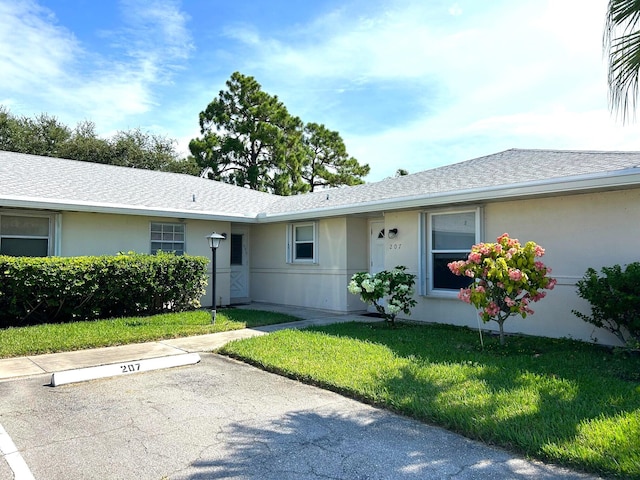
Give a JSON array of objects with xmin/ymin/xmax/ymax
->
[{"xmin": 0, "ymin": 0, "xmax": 636, "ymax": 181}]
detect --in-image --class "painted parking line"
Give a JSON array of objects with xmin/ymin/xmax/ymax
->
[
  {"xmin": 50, "ymin": 353, "xmax": 201, "ymax": 386},
  {"xmin": 0, "ymin": 423, "xmax": 35, "ymax": 480}
]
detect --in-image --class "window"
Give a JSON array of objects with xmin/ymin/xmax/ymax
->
[
  {"xmin": 287, "ymin": 222, "xmax": 317, "ymax": 263},
  {"xmin": 150, "ymin": 223, "xmax": 185, "ymax": 254},
  {"xmin": 426, "ymin": 209, "xmax": 481, "ymax": 294},
  {"xmin": 230, "ymin": 234, "xmax": 243, "ymax": 266},
  {"xmin": 0, "ymin": 214, "xmax": 51, "ymax": 257}
]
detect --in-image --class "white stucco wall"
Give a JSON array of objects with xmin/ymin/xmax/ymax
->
[
  {"xmin": 58, "ymin": 211, "xmax": 231, "ymax": 307},
  {"xmin": 250, "ymin": 217, "xmax": 368, "ymax": 312},
  {"xmin": 44, "ymin": 185, "xmax": 639, "ymax": 344},
  {"xmin": 480, "ymin": 188, "xmax": 640, "ymax": 344},
  {"xmin": 403, "ymin": 188, "xmax": 640, "ymax": 345},
  {"xmin": 60, "ymin": 212, "xmax": 150, "ymax": 256}
]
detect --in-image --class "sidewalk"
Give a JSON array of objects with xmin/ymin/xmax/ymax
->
[{"xmin": 0, "ymin": 303, "xmax": 371, "ymax": 382}]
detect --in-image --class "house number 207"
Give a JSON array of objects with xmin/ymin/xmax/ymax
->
[
  {"xmin": 120, "ymin": 363, "xmax": 141, "ymax": 373},
  {"xmin": 389, "ymin": 243, "xmax": 402, "ymax": 250}
]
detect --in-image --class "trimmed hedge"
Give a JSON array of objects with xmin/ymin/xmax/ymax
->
[{"xmin": 0, "ymin": 252, "xmax": 208, "ymax": 327}]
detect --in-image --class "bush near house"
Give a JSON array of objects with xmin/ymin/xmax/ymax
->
[
  {"xmin": 348, "ymin": 266, "xmax": 417, "ymax": 325},
  {"xmin": 0, "ymin": 252, "xmax": 208, "ymax": 327},
  {"xmin": 573, "ymin": 262, "xmax": 640, "ymax": 348}
]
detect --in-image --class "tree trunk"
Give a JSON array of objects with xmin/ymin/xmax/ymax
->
[{"xmin": 373, "ymin": 302, "xmax": 394, "ymax": 325}]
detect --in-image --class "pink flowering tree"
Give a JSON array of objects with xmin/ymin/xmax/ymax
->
[{"xmin": 447, "ymin": 233, "xmax": 556, "ymax": 345}]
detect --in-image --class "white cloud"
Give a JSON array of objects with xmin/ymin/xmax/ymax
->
[
  {"xmin": 222, "ymin": 0, "xmax": 633, "ymax": 180},
  {"xmin": 2, "ymin": 0, "xmax": 635, "ymax": 181},
  {"xmin": 0, "ymin": 0, "xmax": 192, "ymax": 132},
  {"xmin": 0, "ymin": 1, "xmax": 81, "ymax": 98},
  {"xmin": 222, "ymin": 23, "xmax": 262, "ymax": 46},
  {"xmin": 114, "ymin": 0, "xmax": 193, "ymax": 72},
  {"xmin": 270, "ymin": 7, "xmax": 441, "ymax": 81}
]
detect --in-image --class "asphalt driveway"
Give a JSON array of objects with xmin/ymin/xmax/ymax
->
[{"xmin": 0, "ymin": 353, "xmax": 600, "ymax": 480}]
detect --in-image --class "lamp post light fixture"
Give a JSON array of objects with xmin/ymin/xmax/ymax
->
[{"xmin": 206, "ymin": 232, "xmax": 226, "ymax": 322}]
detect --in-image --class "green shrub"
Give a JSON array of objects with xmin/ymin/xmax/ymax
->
[
  {"xmin": 573, "ymin": 263, "xmax": 640, "ymax": 347},
  {"xmin": 348, "ymin": 266, "xmax": 417, "ymax": 325},
  {"xmin": 0, "ymin": 252, "xmax": 208, "ymax": 327}
]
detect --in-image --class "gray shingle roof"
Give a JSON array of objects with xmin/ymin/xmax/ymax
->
[
  {"xmin": 0, "ymin": 151, "xmax": 278, "ymax": 219},
  {"xmin": 2, "ymin": 149, "xmax": 640, "ymax": 221},
  {"xmin": 265, "ymin": 149, "xmax": 640, "ymax": 215}
]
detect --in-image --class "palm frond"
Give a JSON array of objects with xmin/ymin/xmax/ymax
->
[{"xmin": 604, "ymin": 0, "xmax": 640, "ymax": 122}]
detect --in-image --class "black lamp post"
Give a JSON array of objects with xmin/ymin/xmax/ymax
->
[{"xmin": 206, "ymin": 232, "xmax": 226, "ymax": 322}]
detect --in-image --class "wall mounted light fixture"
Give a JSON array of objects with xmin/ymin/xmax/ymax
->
[{"xmin": 388, "ymin": 228, "xmax": 398, "ymax": 239}]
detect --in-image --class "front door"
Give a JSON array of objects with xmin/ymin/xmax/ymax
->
[
  {"xmin": 230, "ymin": 229, "xmax": 249, "ymax": 303},
  {"xmin": 368, "ymin": 220, "xmax": 386, "ymax": 313},
  {"xmin": 370, "ymin": 220, "xmax": 386, "ymax": 275}
]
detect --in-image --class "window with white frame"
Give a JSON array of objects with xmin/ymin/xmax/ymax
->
[
  {"xmin": 426, "ymin": 209, "xmax": 481, "ymax": 294},
  {"xmin": 287, "ymin": 222, "xmax": 317, "ymax": 263},
  {"xmin": 0, "ymin": 214, "xmax": 52, "ymax": 257},
  {"xmin": 150, "ymin": 222, "xmax": 185, "ymax": 254}
]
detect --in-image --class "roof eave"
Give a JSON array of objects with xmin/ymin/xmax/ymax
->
[
  {"xmin": 255, "ymin": 168, "xmax": 640, "ymax": 222},
  {"xmin": 4, "ymin": 168, "xmax": 639, "ymax": 224},
  {"xmin": 0, "ymin": 196, "xmax": 257, "ymax": 223}
]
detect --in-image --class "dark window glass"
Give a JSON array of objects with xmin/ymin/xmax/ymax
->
[
  {"xmin": 230, "ymin": 234, "xmax": 243, "ymax": 265},
  {"xmin": 432, "ymin": 253, "xmax": 473, "ymax": 290},
  {"xmin": 1, "ymin": 238, "xmax": 48, "ymax": 257},
  {"xmin": 295, "ymin": 243, "xmax": 313, "ymax": 259}
]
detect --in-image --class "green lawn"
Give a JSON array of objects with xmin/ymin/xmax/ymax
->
[
  {"xmin": 0, "ymin": 308, "xmax": 299, "ymax": 358},
  {"xmin": 219, "ymin": 321, "xmax": 640, "ymax": 479},
  {"xmin": 4, "ymin": 309, "xmax": 639, "ymax": 477}
]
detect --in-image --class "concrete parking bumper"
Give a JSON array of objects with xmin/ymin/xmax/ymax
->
[{"xmin": 0, "ymin": 303, "xmax": 363, "ymax": 383}]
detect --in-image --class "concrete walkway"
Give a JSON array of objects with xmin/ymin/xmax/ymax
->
[{"xmin": 0, "ymin": 303, "xmax": 366, "ymax": 382}]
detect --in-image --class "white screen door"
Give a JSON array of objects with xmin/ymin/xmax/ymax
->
[
  {"xmin": 370, "ymin": 220, "xmax": 385, "ymax": 274},
  {"xmin": 230, "ymin": 230, "xmax": 249, "ymax": 302}
]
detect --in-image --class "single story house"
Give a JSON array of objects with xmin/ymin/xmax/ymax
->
[{"xmin": 1, "ymin": 148, "xmax": 639, "ymax": 345}]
